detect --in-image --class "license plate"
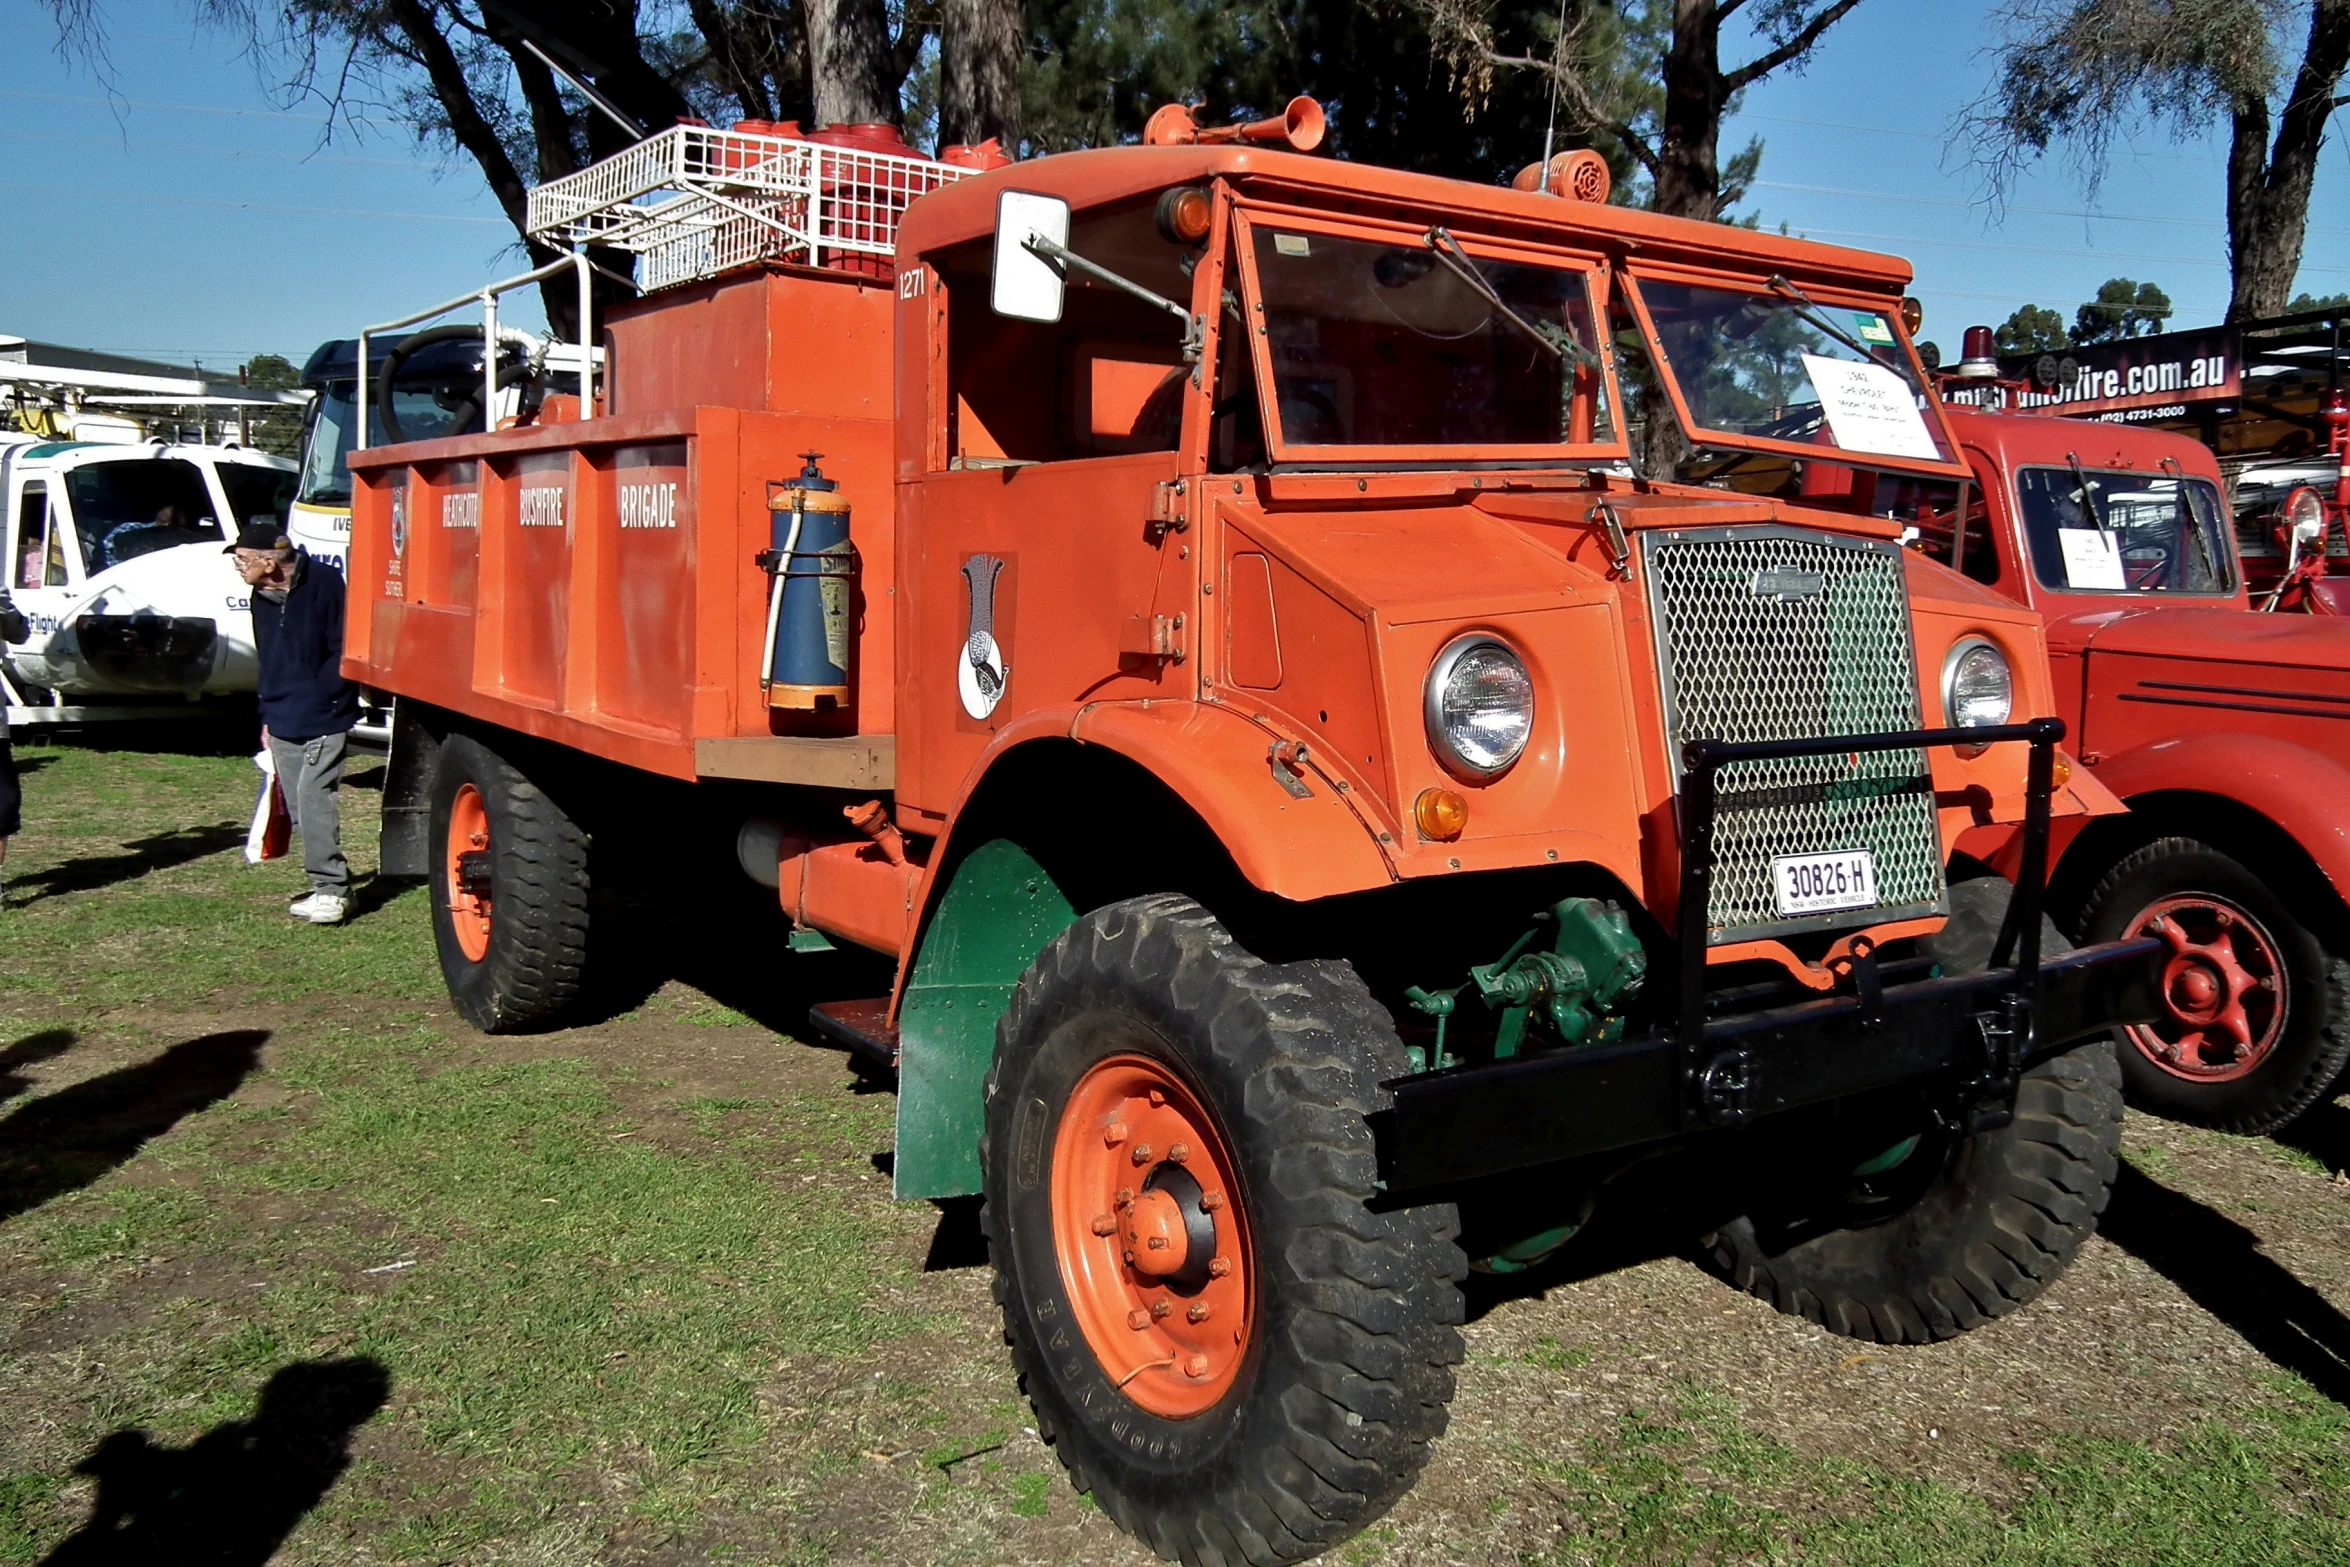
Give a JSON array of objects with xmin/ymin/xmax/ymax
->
[{"xmin": 1771, "ymin": 849, "xmax": 1878, "ymax": 918}]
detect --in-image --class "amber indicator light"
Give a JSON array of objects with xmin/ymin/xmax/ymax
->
[
  {"xmin": 1156, "ymin": 186, "xmax": 1213, "ymax": 245},
  {"xmin": 1414, "ymin": 788, "xmax": 1469, "ymax": 842}
]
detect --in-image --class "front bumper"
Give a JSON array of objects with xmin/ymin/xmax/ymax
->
[
  {"xmin": 1375, "ymin": 933, "xmax": 2162, "ymax": 1193},
  {"xmin": 1374, "ymin": 716, "xmax": 2164, "ymax": 1196}
]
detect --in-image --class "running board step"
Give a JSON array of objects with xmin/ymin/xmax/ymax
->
[{"xmin": 807, "ymin": 999, "xmax": 898, "ymax": 1067}]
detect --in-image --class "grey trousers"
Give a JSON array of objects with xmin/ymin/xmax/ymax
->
[{"xmin": 268, "ymin": 730, "xmax": 350, "ymax": 897}]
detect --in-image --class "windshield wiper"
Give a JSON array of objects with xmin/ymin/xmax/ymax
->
[
  {"xmin": 2153, "ymin": 455, "xmax": 2222, "ymax": 588},
  {"xmin": 1422, "ymin": 228, "xmax": 1591, "ymax": 365},
  {"xmin": 1764, "ymin": 276, "xmax": 1897, "ymax": 368},
  {"xmin": 2065, "ymin": 452, "xmax": 2116, "ymax": 541}
]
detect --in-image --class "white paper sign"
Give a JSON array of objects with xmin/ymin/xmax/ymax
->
[
  {"xmin": 1800, "ymin": 353, "xmax": 1941, "ymax": 461},
  {"xmin": 2057, "ymin": 527, "xmax": 2126, "ymax": 590}
]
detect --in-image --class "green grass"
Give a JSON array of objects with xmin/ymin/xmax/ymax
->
[{"xmin": 5, "ymin": 739, "xmax": 2350, "ymax": 1563}]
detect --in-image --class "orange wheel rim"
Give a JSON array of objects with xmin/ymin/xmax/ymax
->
[
  {"xmin": 446, "ymin": 783, "xmax": 492, "ymax": 963},
  {"xmin": 1050, "ymin": 1053, "xmax": 1254, "ymax": 1418}
]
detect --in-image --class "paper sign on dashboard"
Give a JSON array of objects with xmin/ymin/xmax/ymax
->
[
  {"xmin": 2056, "ymin": 528, "xmax": 2126, "ymax": 590},
  {"xmin": 1800, "ymin": 353, "xmax": 1941, "ymax": 461}
]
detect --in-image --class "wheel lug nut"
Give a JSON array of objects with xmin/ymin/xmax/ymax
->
[
  {"xmin": 1183, "ymin": 1354, "xmax": 1210, "ymax": 1378},
  {"xmin": 1187, "ymin": 1302, "xmax": 1210, "ymax": 1323},
  {"xmin": 1115, "ymin": 1187, "xmax": 1134, "ymax": 1208},
  {"xmin": 1131, "ymin": 1143, "xmax": 1153, "ymax": 1165},
  {"xmin": 1149, "ymin": 1089, "xmax": 1166, "ymax": 1107},
  {"xmin": 1200, "ymin": 1190, "xmax": 1224, "ymax": 1212},
  {"xmin": 1208, "ymin": 1257, "xmax": 1231, "ymax": 1278},
  {"xmin": 1152, "ymin": 1298, "xmax": 1173, "ymax": 1319},
  {"xmin": 1147, "ymin": 1235, "xmax": 1168, "ymax": 1250},
  {"xmin": 1129, "ymin": 1309, "xmax": 1151, "ymax": 1331},
  {"xmin": 1103, "ymin": 1121, "xmax": 1128, "ymax": 1148},
  {"xmin": 1091, "ymin": 1213, "xmax": 1118, "ymax": 1236},
  {"xmin": 1168, "ymin": 1142, "xmax": 1191, "ymax": 1164}
]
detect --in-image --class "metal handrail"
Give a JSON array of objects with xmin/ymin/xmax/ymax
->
[{"xmin": 355, "ymin": 249, "xmax": 594, "ymax": 453}]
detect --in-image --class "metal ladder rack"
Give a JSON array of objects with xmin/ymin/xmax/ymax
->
[{"xmin": 524, "ymin": 123, "xmax": 969, "ymax": 292}]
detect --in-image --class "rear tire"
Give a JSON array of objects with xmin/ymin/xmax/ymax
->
[
  {"xmin": 2077, "ymin": 836, "xmax": 2350, "ymax": 1135},
  {"xmin": 982, "ymin": 894, "xmax": 1464, "ymax": 1567},
  {"xmin": 1699, "ymin": 878, "xmax": 2123, "ymax": 1343},
  {"xmin": 428, "ymin": 732, "xmax": 590, "ymax": 1033}
]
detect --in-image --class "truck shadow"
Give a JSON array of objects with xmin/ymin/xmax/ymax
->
[
  {"xmin": 2098, "ymin": 1161, "xmax": 2350, "ymax": 1407},
  {"xmin": 0, "ymin": 1030, "xmax": 266, "ymax": 1226},
  {"xmin": 11, "ymin": 823, "xmax": 247, "ymax": 906},
  {"xmin": 35, "ymin": 1357, "xmax": 390, "ymax": 1566},
  {"xmin": 2274, "ymin": 1093, "xmax": 2350, "ymax": 1179}
]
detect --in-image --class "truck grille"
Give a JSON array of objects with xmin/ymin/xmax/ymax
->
[{"xmin": 1642, "ymin": 527, "xmax": 1947, "ymax": 943}]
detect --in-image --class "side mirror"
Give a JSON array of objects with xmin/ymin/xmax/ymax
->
[{"xmin": 992, "ymin": 190, "xmax": 1070, "ymax": 323}]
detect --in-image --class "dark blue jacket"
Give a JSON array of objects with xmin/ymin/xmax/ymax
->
[{"xmin": 251, "ymin": 551, "xmax": 360, "ymax": 742}]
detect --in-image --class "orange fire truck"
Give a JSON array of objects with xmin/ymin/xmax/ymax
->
[{"xmin": 346, "ymin": 110, "xmax": 2159, "ymax": 1564}]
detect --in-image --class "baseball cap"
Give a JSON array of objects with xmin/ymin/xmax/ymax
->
[{"xmin": 226, "ymin": 520, "xmax": 291, "ymax": 554}]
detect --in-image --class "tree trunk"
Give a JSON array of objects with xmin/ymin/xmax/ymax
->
[
  {"xmin": 1651, "ymin": 0, "xmax": 1727, "ymax": 221},
  {"xmin": 940, "ymin": 0, "xmax": 1022, "ymax": 148},
  {"xmin": 809, "ymin": 0, "xmax": 901, "ymax": 126},
  {"xmin": 2225, "ymin": 0, "xmax": 2350, "ymax": 321}
]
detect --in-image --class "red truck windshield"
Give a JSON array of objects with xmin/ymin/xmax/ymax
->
[{"xmin": 2013, "ymin": 466, "xmax": 2233, "ymax": 595}]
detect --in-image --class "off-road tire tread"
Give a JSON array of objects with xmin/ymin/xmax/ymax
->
[
  {"xmin": 432, "ymin": 734, "xmax": 590, "ymax": 1033},
  {"xmin": 2078, "ymin": 835, "xmax": 2350, "ymax": 1134},
  {"xmin": 1699, "ymin": 879, "xmax": 2124, "ymax": 1344},
  {"xmin": 980, "ymin": 894, "xmax": 1465, "ymax": 1567}
]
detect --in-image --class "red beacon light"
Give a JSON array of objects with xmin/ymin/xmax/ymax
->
[{"xmin": 1956, "ymin": 325, "xmax": 2001, "ymax": 380}]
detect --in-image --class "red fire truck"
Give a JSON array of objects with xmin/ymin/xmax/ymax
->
[{"xmin": 1921, "ymin": 388, "xmax": 2350, "ymax": 1133}]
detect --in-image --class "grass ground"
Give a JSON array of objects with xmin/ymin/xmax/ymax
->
[{"xmin": 0, "ymin": 736, "xmax": 2344, "ymax": 1563}]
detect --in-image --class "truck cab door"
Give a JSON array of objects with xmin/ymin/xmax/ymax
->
[{"xmin": 896, "ymin": 221, "xmax": 1208, "ymax": 829}]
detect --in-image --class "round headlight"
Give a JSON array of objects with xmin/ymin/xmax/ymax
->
[
  {"xmin": 1942, "ymin": 637, "xmax": 2013, "ymax": 729},
  {"xmin": 1425, "ymin": 636, "xmax": 1533, "ymax": 778},
  {"xmin": 2283, "ymin": 485, "xmax": 2327, "ymax": 540}
]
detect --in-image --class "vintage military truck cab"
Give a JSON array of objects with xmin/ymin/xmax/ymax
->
[
  {"xmin": 345, "ymin": 114, "xmax": 2159, "ymax": 1566},
  {"xmin": 1922, "ymin": 405, "xmax": 2350, "ymax": 1134}
]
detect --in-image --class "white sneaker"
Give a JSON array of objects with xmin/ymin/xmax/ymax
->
[{"xmin": 288, "ymin": 893, "xmax": 348, "ymax": 925}]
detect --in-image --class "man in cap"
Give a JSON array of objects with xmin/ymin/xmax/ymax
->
[{"xmin": 231, "ymin": 521, "xmax": 359, "ymax": 924}]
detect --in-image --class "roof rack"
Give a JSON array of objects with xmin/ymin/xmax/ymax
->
[{"xmin": 524, "ymin": 123, "xmax": 970, "ymax": 292}]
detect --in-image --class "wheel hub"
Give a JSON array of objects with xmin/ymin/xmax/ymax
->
[
  {"xmin": 2123, "ymin": 895, "xmax": 2286, "ymax": 1082},
  {"xmin": 1051, "ymin": 1054, "xmax": 1253, "ymax": 1418},
  {"xmin": 445, "ymin": 783, "xmax": 493, "ymax": 963}
]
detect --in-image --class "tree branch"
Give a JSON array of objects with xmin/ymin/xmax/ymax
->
[
  {"xmin": 1723, "ymin": 0, "xmax": 1864, "ymax": 95},
  {"xmin": 383, "ymin": 0, "xmax": 538, "ymax": 243},
  {"xmin": 1480, "ymin": 48, "xmax": 1661, "ymax": 174}
]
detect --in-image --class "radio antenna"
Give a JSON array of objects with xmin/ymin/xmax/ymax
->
[{"xmin": 1540, "ymin": 0, "xmax": 1570, "ymax": 169}]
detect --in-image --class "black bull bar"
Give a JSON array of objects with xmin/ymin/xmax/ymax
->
[{"xmin": 1373, "ymin": 718, "xmax": 2165, "ymax": 1195}]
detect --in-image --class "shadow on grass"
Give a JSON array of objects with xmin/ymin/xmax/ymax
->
[
  {"xmin": 37, "ymin": 1357, "xmax": 390, "ymax": 1566},
  {"xmin": 0, "ymin": 1028, "xmax": 75, "ymax": 1109},
  {"xmin": 2101, "ymin": 1161, "xmax": 2350, "ymax": 1406},
  {"xmin": 0, "ymin": 1030, "xmax": 266, "ymax": 1225},
  {"xmin": 2276, "ymin": 1094, "xmax": 2350, "ymax": 1177},
  {"xmin": 11, "ymin": 823, "xmax": 248, "ymax": 906}
]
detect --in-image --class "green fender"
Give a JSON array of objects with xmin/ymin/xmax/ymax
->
[{"xmin": 893, "ymin": 838, "xmax": 1076, "ymax": 1200}]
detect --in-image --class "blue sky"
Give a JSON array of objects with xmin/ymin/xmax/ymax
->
[{"xmin": 2, "ymin": 1, "xmax": 2344, "ymax": 370}]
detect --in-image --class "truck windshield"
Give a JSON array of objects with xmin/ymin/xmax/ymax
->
[
  {"xmin": 296, "ymin": 382, "xmax": 466, "ymax": 506},
  {"xmin": 1632, "ymin": 279, "xmax": 1955, "ymax": 467},
  {"xmin": 62, "ymin": 459, "xmax": 221, "ymax": 574},
  {"xmin": 1245, "ymin": 225, "xmax": 1614, "ymax": 454},
  {"xmin": 2015, "ymin": 467, "xmax": 2234, "ymax": 594}
]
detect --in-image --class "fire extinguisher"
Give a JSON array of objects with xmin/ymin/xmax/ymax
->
[{"xmin": 758, "ymin": 453, "xmax": 855, "ymax": 710}]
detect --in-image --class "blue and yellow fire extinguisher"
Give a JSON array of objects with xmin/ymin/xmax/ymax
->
[{"xmin": 759, "ymin": 453, "xmax": 855, "ymax": 710}]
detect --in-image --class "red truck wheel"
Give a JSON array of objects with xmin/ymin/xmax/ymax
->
[
  {"xmin": 1702, "ymin": 878, "xmax": 2123, "ymax": 1342},
  {"xmin": 981, "ymin": 894, "xmax": 1464, "ymax": 1567},
  {"xmin": 2079, "ymin": 837, "xmax": 2350, "ymax": 1134},
  {"xmin": 427, "ymin": 733, "xmax": 591, "ymax": 1034}
]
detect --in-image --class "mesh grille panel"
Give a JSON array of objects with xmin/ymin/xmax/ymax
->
[{"xmin": 1644, "ymin": 529, "xmax": 1946, "ymax": 942}]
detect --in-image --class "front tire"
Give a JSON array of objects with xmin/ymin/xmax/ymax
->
[
  {"xmin": 2077, "ymin": 836, "xmax": 2350, "ymax": 1134},
  {"xmin": 428, "ymin": 732, "xmax": 590, "ymax": 1033},
  {"xmin": 1700, "ymin": 877, "xmax": 2124, "ymax": 1343},
  {"xmin": 981, "ymin": 895, "xmax": 1464, "ymax": 1567}
]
